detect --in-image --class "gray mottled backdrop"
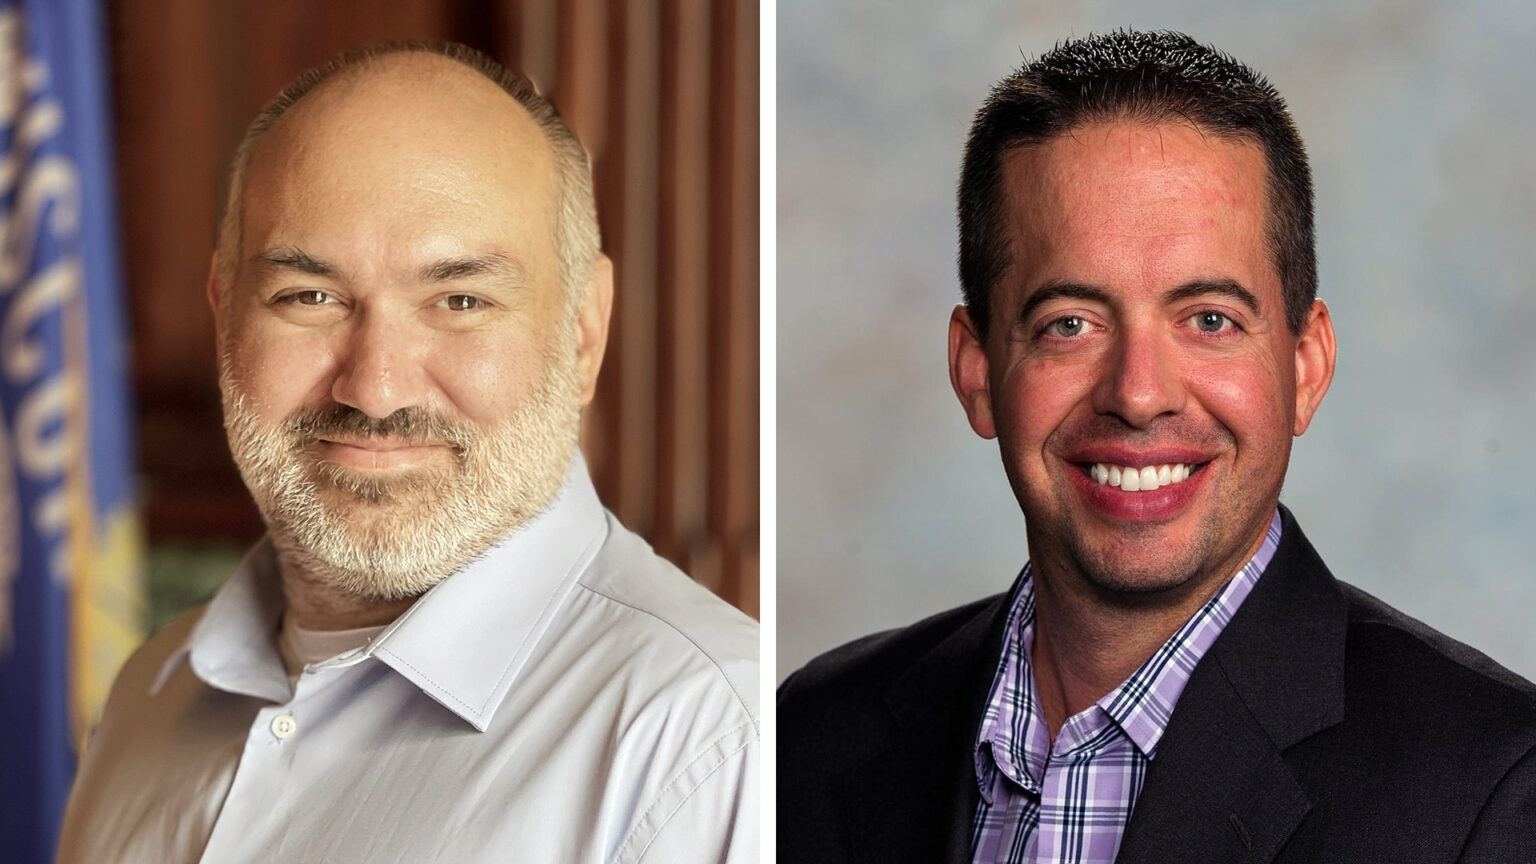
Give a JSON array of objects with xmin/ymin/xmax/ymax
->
[{"xmin": 778, "ymin": 1, "xmax": 1536, "ymax": 680}]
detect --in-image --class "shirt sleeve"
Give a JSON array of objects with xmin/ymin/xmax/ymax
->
[{"xmin": 616, "ymin": 726, "xmax": 759, "ymax": 864}]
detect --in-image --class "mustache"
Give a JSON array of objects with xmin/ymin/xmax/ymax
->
[
  {"xmin": 282, "ymin": 404, "xmax": 475, "ymax": 453},
  {"xmin": 1050, "ymin": 414, "xmax": 1235, "ymax": 452}
]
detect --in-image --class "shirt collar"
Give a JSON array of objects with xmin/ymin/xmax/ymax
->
[
  {"xmin": 1097, "ymin": 510, "xmax": 1281, "ymax": 756},
  {"xmin": 151, "ymin": 540, "xmax": 289, "ymax": 702},
  {"xmin": 153, "ymin": 453, "xmax": 609, "ymax": 732},
  {"xmin": 974, "ymin": 510, "xmax": 1283, "ymax": 801}
]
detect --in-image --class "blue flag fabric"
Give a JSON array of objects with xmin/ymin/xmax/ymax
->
[{"xmin": 0, "ymin": 1, "xmax": 141, "ymax": 862}]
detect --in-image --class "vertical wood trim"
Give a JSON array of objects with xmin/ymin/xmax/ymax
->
[
  {"xmin": 580, "ymin": 4, "xmax": 625, "ymax": 509},
  {"xmin": 554, "ymin": 0, "xmax": 606, "ymax": 154},
  {"xmin": 655, "ymin": 0, "xmax": 714, "ymax": 584},
  {"xmin": 506, "ymin": 0, "xmax": 557, "ymax": 96},
  {"xmin": 612, "ymin": 2, "xmax": 661, "ymax": 537},
  {"xmin": 708, "ymin": 0, "xmax": 759, "ymax": 610},
  {"xmin": 736, "ymin": 0, "xmax": 762, "ymax": 611}
]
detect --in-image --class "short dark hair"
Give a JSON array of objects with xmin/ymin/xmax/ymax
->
[{"xmin": 957, "ymin": 29, "xmax": 1315, "ymax": 337}]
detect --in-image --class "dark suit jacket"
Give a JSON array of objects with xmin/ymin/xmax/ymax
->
[{"xmin": 778, "ymin": 508, "xmax": 1536, "ymax": 862}]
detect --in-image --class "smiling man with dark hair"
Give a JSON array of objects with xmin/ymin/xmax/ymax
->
[
  {"xmin": 58, "ymin": 42, "xmax": 758, "ymax": 864},
  {"xmin": 779, "ymin": 30, "xmax": 1536, "ymax": 864}
]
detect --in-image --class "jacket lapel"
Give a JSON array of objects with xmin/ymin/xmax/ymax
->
[
  {"xmin": 1112, "ymin": 659, "xmax": 1313, "ymax": 863},
  {"xmin": 842, "ymin": 587, "xmax": 1014, "ymax": 864},
  {"xmin": 1116, "ymin": 507, "xmax": 1348, "ymax": 864}
]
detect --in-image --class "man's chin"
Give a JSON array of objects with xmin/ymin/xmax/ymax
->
[
  {"xmin": 1059, "ymin": 529, "xmax": 1220, "ymax": 604},
  {"xmin": 311, "ymin": 462, "xmax": 448, "ymax": 505},
  {"xmin": 268, "ymin": 504, "xmax": 478, "ymax": 600},
  {"xmin": 309, "ymin": 488, "xmax": 474, "ymax": 553},
  {"xmin": 1077, "ymin": 559, "xmax": 1203, "ymax": 599}
]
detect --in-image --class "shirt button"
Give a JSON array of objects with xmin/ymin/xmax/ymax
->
[{"xmin": 271, "ymin": 714, "xmax": 297, "ymax": 740}]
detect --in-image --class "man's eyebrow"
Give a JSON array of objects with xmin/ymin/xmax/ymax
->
[
  {"xmin": 256, "ymin": 247, "xmax": 339, "ymax": 278},
  {"xmin": 1017, "ymin": 281, "xmax": 1114, "ymax": 323},
  {"xmin": 419, "ymin": 253, "xmax": 527, "ymax": 283},
  {"xmin": 1016, "ymin": 278, "xmax": 1263, "ymax": 323},
  {"xmin": 1162, "ymin": 279, "xmax": 1261, "ymax": 315}
]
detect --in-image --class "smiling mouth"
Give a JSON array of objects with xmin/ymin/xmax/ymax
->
[
  {"xmin": 314, "ymin": 439, "xmax": 453, "ymax": 471},
  {"xmin": 1078, "ymin": 461, "xmax": 1210, "ymax": 492},
  {"xmin": 321, "ymin": 438, "xmax": 436, "ymax": 450}
]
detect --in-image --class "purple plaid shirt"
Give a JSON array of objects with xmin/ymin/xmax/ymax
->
[{"xmin": 970, "ymin": 511, "xmax": 1283, "ymax": 864}]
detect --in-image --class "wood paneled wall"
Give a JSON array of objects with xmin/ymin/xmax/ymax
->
[{"xmin": 110, "ymin": 0, "xmax": 759, "ymax": 616}]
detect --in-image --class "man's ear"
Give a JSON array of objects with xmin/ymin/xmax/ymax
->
[
  {"xmin": 575, "ymin": 254, "xmax": 614, "ymax": 406},
  {"xmin": 949, "ymin": 304, "xmax": 997, "ymax": 439},
  {"xmin": 1292, "ymin": 298, "xmax": 1336, "ymax": 436},
  {"xmin": 206, "ymin": 252, "xmax": 225, "ymax": 334}
]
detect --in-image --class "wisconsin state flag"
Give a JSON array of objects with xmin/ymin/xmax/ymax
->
[{"xmin": 0, "ymin": 2, "xmax": 144, "ymax": 862}]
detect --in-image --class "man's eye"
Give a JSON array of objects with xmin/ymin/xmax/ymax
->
[
  {"xmin": 285, "ymin": 290, "xmax": 333, "ymax": 306},
  {"xmin": 443, "ymin": 295, "xmax": 481, "ymax": 311},
  {"xmin": 1190, "ymin": 311, "xmax": 1235, "ymax": 333},
  {"xmin": 1045, "ymin": 315, "xmax": 1088, "ymax": 338}
]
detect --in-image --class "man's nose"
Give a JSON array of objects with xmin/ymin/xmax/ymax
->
[
  {"xmin": 1090, "ymin": 326, "xmax": 1186, "ymax": 427},
  {"xmin": 329, "ymin": 309, "xmax": 429, "ymax": 420}
]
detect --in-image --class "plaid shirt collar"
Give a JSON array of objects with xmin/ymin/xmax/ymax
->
[{"xmin": 975, "ymin": 511, "xmax": 1284, "ymax": 802}]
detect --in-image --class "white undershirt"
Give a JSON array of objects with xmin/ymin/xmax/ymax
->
[{"xmin": 276, "ymin": 615, "xmax": 387, "ymax": 683}]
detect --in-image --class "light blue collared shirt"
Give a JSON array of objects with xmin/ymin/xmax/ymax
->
[{"xmin": 58, "ymin": 456, "xmax": 760, "ymax": 863}]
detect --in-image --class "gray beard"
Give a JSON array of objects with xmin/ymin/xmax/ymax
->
[{"xmin": 218, "ymin": 332, "xmax": 582, "ymax": 602}]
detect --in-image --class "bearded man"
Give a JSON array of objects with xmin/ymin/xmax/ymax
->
[{"xmin": 57, "ymin": 42, "xmax": 757, "ymax": 863}]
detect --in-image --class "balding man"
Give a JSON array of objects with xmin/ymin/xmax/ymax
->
[{"xmin": 57, "ymin": 42, "xmax": 758, "ymax": 863}]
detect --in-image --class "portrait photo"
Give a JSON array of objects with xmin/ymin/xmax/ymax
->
[{"xmin": 779, "ymin": 0, "xmax": 1536, "ymax": 684}]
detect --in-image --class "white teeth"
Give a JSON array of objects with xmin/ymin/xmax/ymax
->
[{"xmin": 1090, "ymin": 462, "xmax": 1196, "ymax": 492}]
